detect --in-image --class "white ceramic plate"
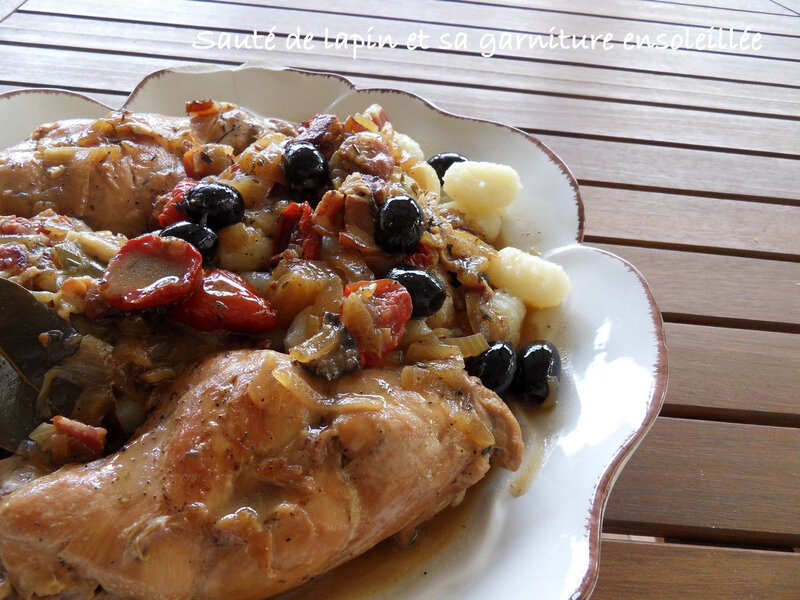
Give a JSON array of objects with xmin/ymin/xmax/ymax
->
[{"xmin": 0, "ymin": 65, "xmax": 668, "ymax": 600}]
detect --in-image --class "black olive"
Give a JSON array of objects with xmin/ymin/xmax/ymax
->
[
  {"xmin": 159, "ymin": 221, "xmax": 219, "ymax": 262},
  {"xmin": 281, "ymin": 141, "xmax": 329, "ymax": 204},
  {"xmin": 375, "ymin": 195, "xmax": 424, "ymax": 254},
  {"xmin": 386, "ymin": 265, "xmax": 446, "ymax": 319},
  {"xmin": 465, "ymin": 341, "xmax": 517, "ymax": 395},
  {"xmin": 183, "ymin": 182, "xmax": 245, "ymax": 230},
  {"xmin": 513, "ymin": 340, "xmax": 561, "ymax": 407},
  {"xmin": 427, "ymin": 152, "xmax": 468, "ymax": 184}
]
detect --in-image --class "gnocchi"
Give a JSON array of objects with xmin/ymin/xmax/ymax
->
[
  {"xmin": 442, "ymin": 160, "xmax": 522, "ymax": 215},
  {"xmin": 487, "ymin": 247, "xmax": 570, "ymax": 309}
]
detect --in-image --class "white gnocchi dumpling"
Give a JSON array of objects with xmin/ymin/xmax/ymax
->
[
  {"xmin": 393, "ymin": 132, "xmax": 425, "ymax": 162},
  {"xmin": 441, "ymin": 161, "xmax": 522, "ymax": 241},
  {"xmin": 442, "ymin": 161, "xmax": 522, "ymax": 215},
  {"xmin": 487, "ymin": 247, "xmax": 570, "ymax": 309},
  {"xmin": 464, "ymin": 210, "xmax": 503, "ymax": 241},
  {"xmin": 408, "ymin": 161, "xmax": 441, "ymax": 198}
]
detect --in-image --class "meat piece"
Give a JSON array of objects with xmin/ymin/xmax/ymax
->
[
  {"xmin": 0, "ymin": 351, "xmax": 522, "ymax": 600},
  {"xmin": 330, "ymin": 132, "xmax": 395, "ymax": 182},
  {"xmin": 0, "ymin": 105, "xmax": 277, "ymax": 236},
  {"xmin": 295, "ymin": 113, "xmax": 344, "ymax": 157},
  {"xmin": 188, "ymin": 100, "xmax": 296, "ymax": 155}
]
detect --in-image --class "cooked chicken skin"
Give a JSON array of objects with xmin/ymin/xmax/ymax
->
[
  {"xmin": 0, "ymin": 103, "xmax": 279, "ymax": 236},
  {"xmin": 0, "ymin": 351, "xmax": 522, "ymax": 600}
]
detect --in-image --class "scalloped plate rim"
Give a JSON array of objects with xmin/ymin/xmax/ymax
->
[{"xmin": 0, "ymin": 65, "xmax": 667, "ymax": 600}]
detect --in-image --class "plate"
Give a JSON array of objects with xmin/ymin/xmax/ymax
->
[{"xmin": 0, "ymin": 64, "xmax": 668, "ymax": 600}]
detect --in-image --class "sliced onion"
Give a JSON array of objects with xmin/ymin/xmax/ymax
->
[
  {"xmin": 400, "ymin": 320, "xmax": 433, "ymax": 349},
  {"xmin": 441, "ymin": 333, "xmax": 490, "ymax": 358},
  {"xmin": 28, "ymin": 423, "xmax": 57, "ymax": 446},
  {"xmin": 405, "ymin": 341, "xmax": 460, "ymax": 363},
  {"xmin": 115, "ymin": 397, "xmax": 147, "ymax": 436},
  {"xmin": 272, "ymin": 362, "xmax": 327, "ymax": 408}
]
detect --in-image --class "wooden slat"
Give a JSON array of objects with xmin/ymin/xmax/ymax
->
[
  {"xmin": 537, "ymin": 133, "xmax": 800, "ymax": 201},
  {"xmin": 593, "ymin": 540, "xmax": 800, "ymax": 599},
  {"xmin": 582, "ymin": 187, "xmax": 800, "ymax": 257},
  {"xmin": 282, "ymin": 0, "xmax": 800, "ymax": 56},
  {"xmin": 4, "ymin": 19, "xmax": 800, "ymax": 156},
  {"xmin": 603, "ymin": 417, "xmax": 800, "ymax": 545},
  {"xmin": 0, "ymin": 0, "xmax": 26, "ymax": 22},
  {"xmin": 0, "ymin": 4, "xmax": 798, "ymax": 599},
  {"xmin": 1, "ymin": 43, "xmax": 799, "ymax": 202},
  {"xmin": 774, "ymin": 0, "xmax": 800, "ymax": 15},
  {"xmin": 662, "ymin": 323, "xmax": 800, "ymax": 425},
  {"xmin": 0, "ymin": 43, "xmax": 185, "ymax": 94},
  {"xmin": 19, "ymin": 0, "xmax": 800, "ymax": 71},
  {"xmin": 455, "ymin": 0, "xmax": 800, "ymax": 29},
  {"xmin": 359, "ymin": 78, "xmax": 800, "ymax": 156},
  {"xmin": 5, "ymin": 13, "xmax": 800, "ymax": 120},
  {"xmin": 592, "ymin": 243, "xmax": 800, "ymax": 327},
  {"xmin": 208, "ymin": 0, "xmax": 800, "ymax": 40},
  {"xmin": 642, "ymin": 0, "xmax": 798, "ymax": 14}
]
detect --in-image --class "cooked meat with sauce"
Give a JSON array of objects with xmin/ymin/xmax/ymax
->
[
  {"xmin": 0, "ymin": 350, "xmax": 522, "ymax": 600},
  {"xmin": 0, "ymin": 102, "xmax": 285, "ymax": 236},
  {"xmin": 0, "ymin": 99, "xmax": 572, "ymax": 600}
]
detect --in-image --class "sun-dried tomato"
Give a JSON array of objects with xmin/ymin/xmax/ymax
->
[
  {"xmin": 99, "ymin": 234, "xmax": 203, "ymax": 311},
  {"xmin": 273, "ymin": 201, "xmax": 321, "ymax": 260},
  {"xmin": 170, "ymin": 269, "xmax": 277, "ymax": 332},
  {"xmin": 407, "ymin": 243, "xmax": 436, "ymax": 268},
  {"xmin": 157, "ymin": 179, "xmax": 197, "ymax": 228},
  {"xmin": 342, "ymin": 279, "xmax": 412, "ymax": 367}
]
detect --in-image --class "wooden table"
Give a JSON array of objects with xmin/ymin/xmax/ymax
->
[{"xmin": 1, "ymin": 0, "xmax": 798, "ymax": 597}]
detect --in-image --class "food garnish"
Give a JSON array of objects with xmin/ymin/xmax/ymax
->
[
  {"xmin": 281, "ymin": 140, "xmax": 330, "ymax": 203},
  {"xmin": 514, "ymin": 340, "xmax": 562, "ymax": 407},
  {"xmin": 157, "ymin": 178, "xmax": 197, "ymax": 228},
  {"xmin": 169, "ymin": 268, "xmax": 277, "ymax": 332},
  {"xmin": 273, "ymin": 201, "xmax": 321, "ymax": 260},
  {"xmin": 385, "ymin": 265, "xmax": 446, "ymax": 319},
  {"xmin": 465, "ymin": 340, "xmax": 518, "ymax": 395},
  {"xmin": 342, "ymin": 278, "xmax": 413, "ymax": 367},
  {"xmin": 374, "ymin": 193, "xmax": 425, "ymax": 254},
  {"xmin": 0, "ymin": 279, "xmax": 82, "ymax": 452},
  {"xmin": 183, "ymin": 181, "xmax": 245, "ymax": 230},
  {"xmin": 0, "ymin": 99, "xmax": 571, "ymax": 600},
  {"xmin": 99, "ymin": 234, "xmax": 203, "ymax": 310},
  {"xmin": 427, "ymin": 151, "xmax": 468, "ymax": 183},
  {"xmin": 159, "ymin": 221, "xmax": 219, "ymax": 262}
]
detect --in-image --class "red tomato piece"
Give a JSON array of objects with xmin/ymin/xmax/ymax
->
[
  {"xmin": 407, "ymin": 243, "xmax": 435, "ymax": 268},
  {"xmin": 157, "ymin": 179, "xmax": 197, "ymax": 228},
  {"xmin": 170, "ymin": 269, "xmax": 278, "ymax": 332},
  {"xmin": 100, "ymin": 234, "xmax": 203, "ymax": 311},
  {"xmin": 273, "ymin": 201, "xmax": 321, "ymax": 260},
  {"xmin": 343, "ymin": 279, "xmax": 412, "ymax": 367}
]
